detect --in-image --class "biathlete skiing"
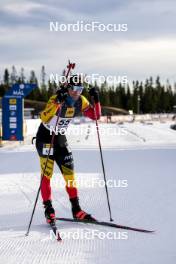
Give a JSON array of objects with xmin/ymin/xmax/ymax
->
[
  {"xmin": 26, "ymin": 63, "xmax": 153, "ymax": 238},
  {"xmin": 35, "ymin": 74, "xmax": 101, "ymax": 225}
]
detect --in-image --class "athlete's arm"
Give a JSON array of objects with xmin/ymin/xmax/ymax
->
[
  {"xmin": 40, "ymin": 95, "xmax": 61, "ymax": 123},
  {"xmin": 81, "ymin": 93, "xmax": 101, "ymax": 120}
]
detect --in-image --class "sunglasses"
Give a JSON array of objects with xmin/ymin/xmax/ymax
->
[{"xmin": 70, "ymin": 85, "xmax": 84, "ymax": 93}]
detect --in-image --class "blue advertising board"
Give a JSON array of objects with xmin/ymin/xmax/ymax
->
[
  {"xmin": 2, "ymin": 96, "xmax": 23, "ymax": 140},
  {"xmin": 2, "ymin": 83, "xmax": 37, "ymax": 141}
]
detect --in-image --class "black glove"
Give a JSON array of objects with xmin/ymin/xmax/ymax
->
[
  {"xmin": 89, "ymin": 87, "xmax": 100, "ymax": 103},
  {"xmin": 56, "ymin": 87, "xmax": 68, "ymax": 102}
]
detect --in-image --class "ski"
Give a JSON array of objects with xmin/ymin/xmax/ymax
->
[
  {"xmin": 56, "ymin": 217, "xmax": 154, "ymax": 233},
  {"xmin": 49, "ymin": 221, "xmax": 62, "ymax": 241}
]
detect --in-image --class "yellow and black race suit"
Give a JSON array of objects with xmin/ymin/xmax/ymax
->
[{"xmin": 36, "ymin": 94, "xmax": 101, "ymax": 201}]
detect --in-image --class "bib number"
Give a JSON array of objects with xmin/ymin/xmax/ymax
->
[
  {"xmin": 58, "ymin": 118, "xmax": 71, "ymax": 128},
  {"xmin": 56, "ymin": 118, "xmax": 72, "ymax": 133}
]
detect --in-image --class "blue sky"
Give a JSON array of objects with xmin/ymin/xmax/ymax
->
[{"xmin": 0, "ymin": 0, "xmax": 176, "ymax": 83}]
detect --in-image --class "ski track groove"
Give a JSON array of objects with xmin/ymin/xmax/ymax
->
[{"xmin": 13, "ymin": 181, "xmax": 33, "ymax": 206}]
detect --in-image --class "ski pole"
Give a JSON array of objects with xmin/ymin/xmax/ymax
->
[
  {"xmin": 91, "ymin": 97, "xmax": 113, "ymax": 222},
  {"xmin": 25, "ymin": 112, "xmax": 61, "ymax": 236},
  {"xmin": 26, "ymin": 61, "xmax": 75, "ymax": 236}
]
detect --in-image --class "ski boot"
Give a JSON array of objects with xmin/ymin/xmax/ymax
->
[
  {"xmin": 43, "ymin": 200, "xmax": 56, "ymax": 224},
  {"xmin": 70, "ymin": 197, "xmax": 96, "ymax": 221}
]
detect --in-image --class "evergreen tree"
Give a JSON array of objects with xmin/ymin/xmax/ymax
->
[
  {"xmin": 1, "ymin": 65, "xmax": 176, "ymax": 113},
  {"xmin": 29, "ymin": 70, "xmax": 37, "ymax": 84},
  {"xmin": 48, "ymin": 80, "xmax": 57, "ymax": 98},
  {"xmin": 26, "ymin": 70, "xmax": 39, "ymax": 100},
  {"xmin": 126, "ymin": 85, "xmax": 133, "ymax": 110},
  {"xmin": 10, "ymin": 65, "xmax": 17, "ymax": 84},
  {"xmin": 3, "ymin": 68, "xmax": 10, "ymax": 93},
  {"xmin": 41, "ymin": 65, "xmax": 46, "ymax": 87},
  {"xmin": 4, "ymin": 69, "xmax": 10, "ymax": 86},
  {"xmin": 20, "ymin": 67, "xmax": 25, "ymax": 83}
]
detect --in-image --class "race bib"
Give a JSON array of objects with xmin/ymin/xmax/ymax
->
[
  {"xmin": 42, "ymin": 144, "xmax": 54, "ymax": 155},
  {"xmin": 43, "ymin": 107, "xmax": 75, "ymax": 134},
  {"xmin": 57, "ymin": 118, "xmax": 72, "ymax": 130}
]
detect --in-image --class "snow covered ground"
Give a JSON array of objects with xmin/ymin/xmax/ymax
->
[{"xmin": 0, "ymin": 120, "xmax": 176, "ymax": 264}]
